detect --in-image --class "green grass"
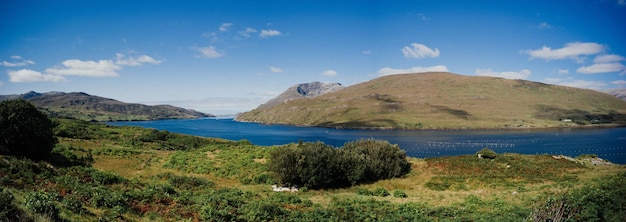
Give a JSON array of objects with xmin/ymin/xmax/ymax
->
[{"xmin": 1, "ymin": 118, "xmax": 624, "ymax": 221}]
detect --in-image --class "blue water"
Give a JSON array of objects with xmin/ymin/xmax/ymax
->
[{"xmin": 108, "ymin": 118, "xmax": 626, "ymax": 164}]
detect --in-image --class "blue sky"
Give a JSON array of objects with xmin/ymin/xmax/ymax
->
[{"xmin": 1, "ymin": 0, "xmax": 625, "ymax": 115}]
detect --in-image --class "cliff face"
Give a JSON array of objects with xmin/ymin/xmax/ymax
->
[
  {"xmin": 0, "ymin": 91, "xmax": 213, "ymax": 121},
  {"xmin": 257, "ymin": 82, "xmax": 344, "ymax": 109}
]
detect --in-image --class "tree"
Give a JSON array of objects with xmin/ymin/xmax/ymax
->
[{"xmin": 0, "ymin": 99, "xmax": 56, "ymax": 159}]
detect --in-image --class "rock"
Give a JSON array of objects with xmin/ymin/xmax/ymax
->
[{"xmin": 257, "ymin": 82, "xmax": 344, "ymax": 109}]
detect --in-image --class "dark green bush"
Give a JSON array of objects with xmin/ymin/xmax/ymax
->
[
  {"xmin": 373, "ymin": 187, "xmax": 389, "ymax": 197},
  {"xmin": 269, "ymin": 139, "xmax": 411, "ymax": 189},
  {"xmin": 0, "ymin": 99, "xmax": 57, "ymax": 159},
  {"xmin": 393, "ymin": 190, "xmax": 408, "ymax": 198},
  {"xmin": 476, "ymin": 148, "xmax": 497, "ymax": 159},
  {"xmin": 0, "ymin": 188, "xmax": 24, "ymax": 221}
]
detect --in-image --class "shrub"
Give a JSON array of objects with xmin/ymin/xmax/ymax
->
[
  {"xmin": 0, "ymin": 99, "xmax": 57, "ymax": 159},
  {"xmin": 269, "ymin": 139, "xmax": 411, "ymax": 189},
  {"xmin": 373, "ymin": 187, "xmax": 389, "ymax": 197},
  {"xmin": 393, "ymin": 190, "xmax": 408, "ymax": 198},
  {"xmin": 0, "ymin": 188, "xmax": 24, "ymax": 221},
  {"xmin": 25, "ymin": 191, "xmax": 59, "ymax": 219},
  {"xmin": 476, "ymin": 148, "xmax": 497, "ymax": 159}
]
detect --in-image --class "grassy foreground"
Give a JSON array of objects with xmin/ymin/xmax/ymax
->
[{"xmin": 1, "ymin": 119, "xmax": 625, "ymax": 221}]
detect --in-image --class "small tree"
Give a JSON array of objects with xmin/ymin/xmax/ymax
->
[{"xmin": 0, "ymin": 99, "xmax": 56, "ymax": 159}]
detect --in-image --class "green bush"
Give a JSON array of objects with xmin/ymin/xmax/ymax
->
[
  {"xmin": 393, "ymin": 190, "xmax": 408, "ymax": 198},
  {"xmin": 476, "ymin": 148, "xmax": 497, "ymax": 159},
  {"xmin": 0, "ymin": 188, "xmax": 24, "ymax": 221},
  {"xmin": 373, "ymin": 187, "xmax": 389, "ymax": 197},
  {"xmin": 0, "ymin": 99, "xmax": 57, "ymax": 159},
  {"xmin": 269, "ymin": 139, "xmax": 411, "ymax": 189},
  {"xmin": 25, "ymin": 191, "xmax": 59, "ymax": 219}
]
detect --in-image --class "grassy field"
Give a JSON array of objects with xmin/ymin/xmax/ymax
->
[
  {"xmin": 237, "ymin": 72, "xmax": 626, "ymax": 129},
  {"xmin": 1, "ymin": 119, "xmax": 624, "ymax": 221}
]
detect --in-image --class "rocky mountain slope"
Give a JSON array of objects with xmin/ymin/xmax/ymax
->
[
  {"xmin": 237, "ymin": 72, "xmax": 626, "ymax": 129},
  {"xmin": 257, "ymin": 81, "xmax": 344, "ymax": 109},
  {"xmin": 0, "ymin": 91, "xmax": 213, "ymax": 121}
]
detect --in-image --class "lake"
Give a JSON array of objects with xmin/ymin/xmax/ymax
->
[{"xmin": 108, "ymin": 118, "xmax": 626, "ymax": 164}]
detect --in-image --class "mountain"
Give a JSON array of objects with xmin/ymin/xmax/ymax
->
[
  {"xmin": 257, "ymin": 81, "xmax": 344, "ymax": 109},
  {"xmin": 0, "ymin": 91, "xmax": 214, "ymax": 121},
  {"xmin": 237, "ymin": 72, "xmax": 626, "ymax": 129},
  {"xmin": 604, "ymin": 88, "xmax": 626, "ymax": 101}
]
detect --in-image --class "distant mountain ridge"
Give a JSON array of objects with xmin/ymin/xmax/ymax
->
[
  {"xmin": 237, "ymin": 72, "xmax": 626, "ymax": 129},
  {"xmin": 257, "ymin": 81, "xmax": 344, "ymax": 109},
  {"xmin": 604, "ymin": 89, "xmax": 626, "ymax": 101},
  {"xmin": 0, "ymin": 91, "xmax": 213, "ymax": 121}
]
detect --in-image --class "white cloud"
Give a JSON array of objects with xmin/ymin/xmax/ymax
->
[
  {"xmin": 260, "ymin": 29, "xmax": 281, "ymax": 38},
  {"xmin": 559, "ymin": 80, "xmax": 607, "ymax": 90},
  {"xmin": 536, "ymin": 22, "xmax": 551, "ymax": 29},
  {"xmin": 192, "ymin": 46, "xmax": 223, "ymax": 59},
  {"xmin": 45, "ymin": 59, "xmax": 121, "ymax": 77},
  {"xmin": 594, "ymin": 54, "xmax": 625, "ymax": 63},
  {"xmin": 1, "ymin": 55, "xmax": 35, "ymax": 67},
  {"xmin": 377, "ymin": 65, "xmax": 449, "ymax": 76},
  {"xmin": 557, "ymin": 69, "xmax": 569, "ymax": 74},
  {"xmin": 577, "ymin": 63, "xmax": 625, "ymax": 74},
  {"xmin": 475, "ymin": 68, "xmax": 531, "ymax": 79},
  {"xmin": 321, "ymin": 70, "xmax": 337, "ymax": 77},
  {"xmin": 219, "ymin": 23, "xmax": 233, "ymax": 32},
  {"xmin": 115, "ymin": 53, "xmax": 162, "ymax": 66},
  {"xmin": 401, "ymin": 43, "xmax": 440, "ymax": 59},
  {"xmin": 362, "ymin": 50, "xmax": 371, "ymax": 55},
  {"xmin": 523, "ymin": 42, "xmax": 605, "ymax": 61},
  {"xmin": 8, "ymin": 69, "xmax": 66, "ymax": 82},
  {"xmin": 0, "ymin": 81, "xmax": 3, "ymax": 86},
  {"xmin": 611, "ymin": 80, "xmax": 626, "ymax": 87},
  {"xmin": 239, "ymin": 27, "xmax": 257, "ymax": 37},
  {"xmin": 269, "ymin": 66, "xmax": 283, "ymax": 73}
]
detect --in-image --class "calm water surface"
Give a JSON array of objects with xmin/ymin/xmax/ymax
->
[{"xmin": 108, "ymin": 118, "xmax": 626, "ymax": 164}]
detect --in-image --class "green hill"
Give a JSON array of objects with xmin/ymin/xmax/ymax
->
[
  {"xmin": 237, "ymin": 72, "xmax": 626, "ymax": 129},
  {"xmin": 0, "ymin": 91, "xmax": 213, "ymax": 121}
]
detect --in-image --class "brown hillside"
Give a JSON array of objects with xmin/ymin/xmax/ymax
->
[{"xmin": 237, "ymin": 72, "xmax": 626, "ymax": 129}]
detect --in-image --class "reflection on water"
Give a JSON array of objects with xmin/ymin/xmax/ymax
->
[{"xmin": 109, "ymin": 118, "xmax": 626, "ymax": 164}]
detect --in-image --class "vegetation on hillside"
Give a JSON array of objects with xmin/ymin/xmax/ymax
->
[
  {"xmin": 1, "ymin": 102, "xmax": 625, "ymax": 221},
  {"xmin": 237, "ymin": 72, "xmax": 626, "ymax": 129},
  {"xmin": 0, "ymin": 91, "xmax": 213, "ymax": 121}
]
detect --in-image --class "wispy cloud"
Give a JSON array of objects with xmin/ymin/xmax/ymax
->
[
  {"xmin": 594, "ymin": 54, "xmax": 625, "ymax": 63},
  {"xmin": 611, "ymin": 80, "xmax": 626, "ymax": 88},
  {"xmin": 361, "ymin": 50, "xmax": 371, "ymax": 55},
  {"xmin": 545, "ymin": 77, "xmax": 607, "ymax": 90},
  {"xmin": 260, "ymin": 29, "xmax": 281, "ymax": 38},
  {"xmin": 7, "ymin": 53, "xmax": 160, "ymax": 82},
  {"xmin": 577, "ymin": 63, "xmax": 626, "ymax": 74},
  {"xmin": 46, "ymin": 60, "xmax": 120, "ymax": 77},
  {"xmin": 556, "ymin": 69, "xmax": 569, "ymax": 74},
  {"xmin": 8, "ymin": 69, "xmax": 66, "ymax": 82},
  {"xmin": 401, "ymin": 43, "xmax": 440, "ymax": 59},
  {"xmin": 321, "ymin": 70, "xmax": 337, "ymax": 77},
  {"xmin": 219, "ymin": 23, "xmax": 233, "ymax": 32},
  {"xmin": 239, "ymin": 27, "xmax": 257, "ymax": 38},
  {"xmin": 522, "ymin": 42, "xmax": 604, "ymax": 61},
  {"xmin": 535, "ymin": 22, "xmax": 551, "ymax": 30},
  {"xmin": 115, "ymin": 53, "xmax": 162, "ymax": 66},
  {"xmin": 475, "ymin": 68, "xmax": 531, "ymax": 79},
  {"xmin": 377, "ymin": 65, "xmax": 448, "ymax": 76},
  {"xmin": 269, "ymin": 66, "xmax": 283, "ymax": 73},
  {"xmin": 1, "ymin": 55, "xmax": 35, "ymax": 67},
  {"xmin": 192, "ymin": 46, "xmax": 223, "ymax": 59}
]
